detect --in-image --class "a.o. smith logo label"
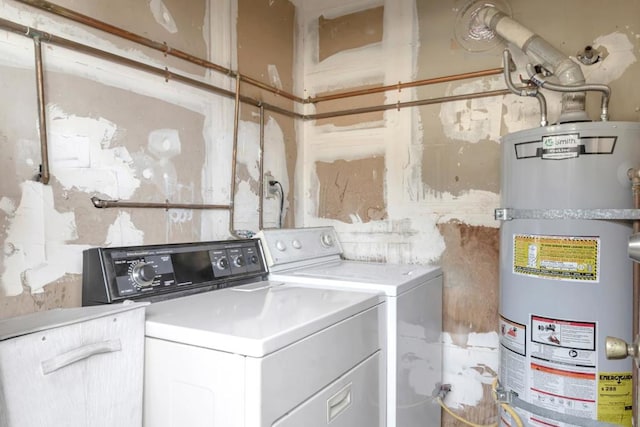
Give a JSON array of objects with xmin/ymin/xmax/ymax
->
[{"xmin": 514, "ymin": 133, "xmax": 617, "ymax": 160}]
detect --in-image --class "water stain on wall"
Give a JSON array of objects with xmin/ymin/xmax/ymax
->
[
  {"xmin": 316, "ymin": 156, "xmax": 387, "ymax": 223},
  {"xmin": 318, "ymin": 6, "xmax": 384, "ymax": 62}
]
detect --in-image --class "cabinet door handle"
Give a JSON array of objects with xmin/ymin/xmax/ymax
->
[
  {"xmin": 41, "ymin": 339, "xmax": 122, "ymax": 375},
  {"xmin": 327, "ymin": 383, "xmax": 352, "ymax": 422}
]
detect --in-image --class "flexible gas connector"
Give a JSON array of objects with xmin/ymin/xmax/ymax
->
[{"xmin": 434, "ymin": 378, "xmax": 525, "ymax": 427}]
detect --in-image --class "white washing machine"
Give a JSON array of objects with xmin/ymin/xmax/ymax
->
[
  {"xmin": 82, "ymin": 238, "xmax": 385, "ymax": 427},
  {"xmin": 257, "ymin": 227, "xmax": 443, "ymax": 427}
]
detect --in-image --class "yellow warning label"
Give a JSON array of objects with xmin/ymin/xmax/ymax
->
[
  {"xmin": 513, "ymin": 234, "xmax": 599, "ymax": 281},
  {"xmin": 598, "ymin": 372, "xmax": 632, "ymax": 426}
]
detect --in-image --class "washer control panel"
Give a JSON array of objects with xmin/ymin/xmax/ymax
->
[
  {"xmin": 257, "ymin": 227, "xmax": 343, "ymax": 267},
  {"xmin": 82, "ymin": 239, "xmax": 266, "ymax": 305}
]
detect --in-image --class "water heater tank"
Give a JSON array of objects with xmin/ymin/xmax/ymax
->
[{"xmin": 499, "ymin": 121, "xmax": 640, "ymax": 426}]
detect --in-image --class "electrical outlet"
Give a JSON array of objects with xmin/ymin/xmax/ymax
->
[{"xmin": 264, "ymin": 173, "xmax": 277, "ymax": 199}]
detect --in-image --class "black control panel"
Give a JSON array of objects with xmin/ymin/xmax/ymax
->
[{"xmin": 82, "ymin": 239, "xmax": 267, "ymax": 305}]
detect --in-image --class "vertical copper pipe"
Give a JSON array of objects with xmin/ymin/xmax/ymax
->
[
  {"xmin": 228, "ymin": 75, "xmax": 242, "ymax": 238},
  {"xmin": 631, "ymin": 169, "xmax": 640, "ymax": 427},
  {"xmin": 258, "ymin": 105, "xmax": 265, "ymax": 230},
  {"xmin": 33, "ymin": 36, "xmax": 50, "ymax": 184}
]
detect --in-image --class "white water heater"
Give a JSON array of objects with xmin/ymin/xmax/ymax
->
[{"xmin": 498, "ymin": 121, "xmax": 640, "ymax": 426}]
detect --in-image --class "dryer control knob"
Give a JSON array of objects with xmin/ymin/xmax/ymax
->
[
  {"xmin": 292, "ymin": 239, "xmax": 302, "ymax": 249},
  {"xmin": 275, "ymin": 240, "xmax": 287, "ymax": 251},
  {"xmin": 216, "ymin": 257, "xmax": 229, "ymax": 270},
  {"xmin": 131, "ymin": 262, "xmax": 156, "ymax": 287}
]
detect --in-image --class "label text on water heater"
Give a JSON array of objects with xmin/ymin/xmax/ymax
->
[{"xmin": 541, "ymin": 133, "xmax": 581, "ymax": 160}]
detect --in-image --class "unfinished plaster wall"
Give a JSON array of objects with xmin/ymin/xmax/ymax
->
[
  {"xmin": 0, "ymin": 0, "xmax": 295, "ymax": 318},
  {"xmin": 236, "ymin": 0, "xmax": 296, "ymax": 230},
  {"xmin": 296, "ymin": 0, "xmax": 640, "ymax": 425}
]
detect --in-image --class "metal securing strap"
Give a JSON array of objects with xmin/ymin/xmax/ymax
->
[
  {"xmin": 496, "ymin": 387, "xmax": 622, "ymax": 427},
  {"xmin": 495, "ymin": 208, "xmax": 640, "ymax": 221},
  {"xmin": 510, "ymin": 394, "xmax": 622, "ymax": 427}
]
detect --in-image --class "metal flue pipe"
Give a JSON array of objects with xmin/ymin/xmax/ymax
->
[{"xmin": 477, "ymin": 6, "xmax": 588, "ymax": 123}]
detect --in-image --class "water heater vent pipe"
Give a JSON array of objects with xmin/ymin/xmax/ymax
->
[
  {"xmin": 478, "ymin": 6, "xmax": 590, "ymax": 123},
  {"xmin": 525, "ymin": 64, "xmax": 611, "ymax": 121},
  {"xmin": 502, "ymin": 49, "xmax": 548, "ymax": 127}
]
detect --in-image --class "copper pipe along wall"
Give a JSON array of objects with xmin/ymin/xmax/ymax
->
[
  {"xmin": 308, "ymin": 89, "xmax": 511, "ymax": 120},
  {"xmin": 14, "ymin": 0, "xmax": 305, "ymax": 103},
  {"xmin": 15, "ymin": 0, "xmax": 504, "ymax": 107},
  {"xmin": 307, "ymin": 68, "xmax": 504, "ymax": 103},
  {"xmin": 258, "ymin": 105, "xmax": 266, "ymax": 230},
  {"xmin": 0, "ymin": 15, "xmax": 505, "ymax": 120},
  {"xmin": 33, "ymin": 36, "xmax": 50, "ymax": 184},
  {"xmin": 629, "ymin": 168, "xmax": 640, "ymax": 427},
  {"xmin": 91, "ymin": 197, "xmax": 229, "ymax": 210},
  {"xmin": 228, "ymin": 75, "xmax": 242, "ymax": 238},
  {"xmin": 0, "ymin": 17, "xmax": 303, "ymax": 121}
]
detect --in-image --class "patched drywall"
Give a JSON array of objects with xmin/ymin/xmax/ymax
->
[
  {"xmin": 0, "ymin": 0, "xmax": 267, "ymax": 317},
  {"xmin": 318, "ymin": 6, "xmax": 384, "ymax": 62},
  {"xmin": 53, "ymin": 0, "xmax": 208, "ymax": 76},
  {"xmin": 237, "ymin": 0, "xmax": 297, "ymax": 227},
  {"xmin": 315, "ymin": 157, "xmax": 387, "ymax": 223},
  {"xmin": 314, "ymin": 84, "xmax": 385, "ymax": 128},
  {"xmin": 437, "ymin": 222, "xmax": 499, "ymax": 334}
]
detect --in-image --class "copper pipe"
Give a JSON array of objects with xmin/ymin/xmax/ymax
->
[
  {"xmin": 308, "ymin": 89, "xmax": 511, "ymax": 120},
  {"xmin": 629, "ymin": 168, "xmax": 640, "ymax": 427},
  {"xmin": 91, "ymin": 197, "xmax": 229, "ymax": 210},
  {"xmin": 228, "ymin": 75, "xmax": 242, "ymax": 238},
  {"xmin": 0, "ymin": 18, "xmax": 303, "ymax": 121},
  {"xmin": 33, "ymin": 36, "xmax": 50, "ymax": 184},
  {"xmin": 0, "ymin": 17, "xmax": 504, "ymax": 122},
  {"xmin": 258, "ymin": 104, "xmax": 265, "ymax": 230},
  {"xmin": 14, "ymin": 0, "xmax": 305, "ymax": 103},
  {"xmin": 307, "ymin": 68, "xmax": 504, "ymax": 104}
]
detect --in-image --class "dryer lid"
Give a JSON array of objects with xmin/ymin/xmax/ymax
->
[{"xmin": 144, "ymin": 281, "xmax": 381, "ymax": 357}]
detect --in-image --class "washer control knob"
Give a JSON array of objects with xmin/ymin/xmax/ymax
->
[
  {"xmin": 292, "ymin": 239, "xmax": 302, "ymax": 249},
  {"xmin": 217, "ymin": 257, "xmax": 229, "ymax": 270},
  {"xmin": 275, "ymin": 240, "xmax": 287, "ymax": 251},
  {"xmin": 234, "ymin": 255, "xmax": 245, "ymax": 267},
  {"xmin": 131, "ymin": 262, "xmax": 156, "ymax": 287},
  {"xmin": 249, "ymin": 255, "xmax": 259, "ymax": 264},
  {"xmin": 320, "ymin": 233, "xmax": 335, "ymax": 248}
]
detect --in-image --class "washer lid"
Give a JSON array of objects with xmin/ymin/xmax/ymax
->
[
  {"xmin": 144, "ymin": 281, "xmax": 381, "ymax": 357},
  {"xmin": 271, "ymin": 261, "xmax": 442, "ymax": 296}
]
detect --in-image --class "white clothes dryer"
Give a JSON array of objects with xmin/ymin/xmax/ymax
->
[
  {"xmin": 82, "ymin": 238, "xmax": 385, "ymax": 427},
  {"xmin": 257, "ymin": 227, "xmax": 443, "ymax": 427}
]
